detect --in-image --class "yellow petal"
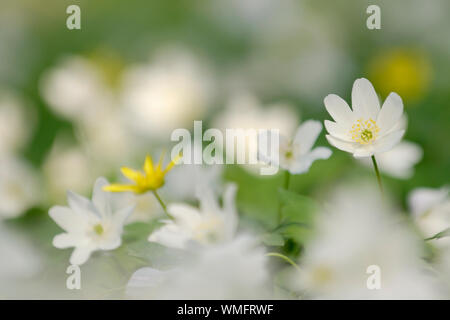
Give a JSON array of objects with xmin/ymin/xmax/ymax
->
[
  {"xmin": 144, "ymin": 155, "xmax": 154, "ymax": 176},
  {"xmin": 164, "ymin": 153, "xmax": 181, "ymax": 173},
  {"xmin": 103, "ymin": 184, "xmax": 138, "ymax": 193},
  {"xmin": 156, "ymin": 151, "xmax": 166, "ymax": 171},
  {"xmin": 120, "ymin": 167, "xmax": 142, "ymax": 182}
]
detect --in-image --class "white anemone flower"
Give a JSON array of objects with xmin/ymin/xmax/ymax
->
[
  {"xmin": 120, "ymin": 48, "xmax": 213, "ymax": 138},
  {"xmin": 127, "ymin": 235, "xmax": 270, "ymax": 299},
  {"xmin": 49, "ymin": 177, "xmax": 134, "ymax": 265},
  {"xmin": 0, "ymin": 223, "xmax": 42, "ymax": 285},
  {"xmin": 148, "ymin": 184, "xmax": 237, "ymax": 249},
  {"xmin": 358, "ymin": 141, "xmax": 423, "ymax": 179},
  {"xmin": 259, "ymin": 120, "xmax": 332, "ymax": 174},
  {"xmin": 324, "ymin": 78, "xmax": 405, "ymax": 158},
  {"xmin": 212, "ymin": 93, "xmax": 298, "ymax": 174},
  {"xmin": 0, "ymin": 156, "xmax": 40, "ymax": 219},
  {"xmin": 408, "ymin": 186, "xmax": 450, "ymax": 247},
  {"xmin": 0, "ymin": 92, "xmax": 34, "ymax": 154},
  {"xmin": 295, "ymin": 184, "xmax": 441, "ymax": 299},
  {"xmin": 43, "ymin": 138, "xmax": 93, "ymax": 204},
  {"xmin": 40, "ymin": 56, "xmax": 112, "ymax": 122}
]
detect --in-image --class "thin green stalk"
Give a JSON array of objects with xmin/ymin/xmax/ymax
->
[
  {"xmin": 152, "ymin": 190, "xmax": 173, "ymax": 219},
  {"xmin": 284, "ymin": 170, "xmax": 291, "ymax": 190},
  {"xmin": 277, "ymin": 170, "xmax": 291, "ymax": 223},
  {"xmin": 266, "ymin": 252, "xmax": 301, "ymax": 271},
  {"xmin": 371, "ymin": 155, "xmax": 383, "ymax": 194}
]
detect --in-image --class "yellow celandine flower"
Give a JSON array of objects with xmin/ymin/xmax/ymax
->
[
  {"xmin": 368, "ymin": 49, "xmax": 431, "ymax": 103},
  {"xmin": 103, "ymin": 153, "xmax": 179, "ymax": 194}
]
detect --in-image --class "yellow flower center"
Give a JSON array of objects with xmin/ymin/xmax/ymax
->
[
  {"xmin": 350, "ymin": 118, "xmax": 380, "ymax": 144},
  {"xmin": 93, "ymin": 224, "xmax": 104, "ymax": 235},
  {"xmin": 311, "ymin": 265, "xmax": 334, "ymax": 286}
]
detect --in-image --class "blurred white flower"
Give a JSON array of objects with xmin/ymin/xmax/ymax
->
[
  {"xmin": 112, "ymin": 192, "xmax": 163, "ymax": 224},
  {"xmin": 148, "ymin": 184, "xmax": 237, "ymax": 249},
  {"xmin": 324, "ymin": 78, "xmax": 405, "ymax": 158},
  {"xmin": 40, "ymin": 56, "xmax": 112, "ymax": 122},
  {"xmin": 49, "ymin": 177, "xmax": 134, "ymax": 265},
  {"xmin": 259, "ymin": 120, "xmax": 331, "ymax": 174},
  {"xmin": 434, "ymin": 246, "xmax": 450, "ymax": 294},
  {"xmin": 214, "ymin": 93, "xmax": 298, "ymax": 137},
  {"xmin": 212, "ymin": 93, "xmax": 298, "ymax": 173},
  {"xmin": 120, "ymin": 48, "xmax": 213, "ymax": 138},
  {"xmin": 127, "ymin": 235, "xmax": 270, "ymax": 299},
  {"xmin": 43, "ymin": 138, "xmax": 93, "ymax": 204},
  {"xmin": 164, "ymin": 162, "xmax": 223, "ymax": 202},
  {"xmin": 76, "ymin": 109, "xmax": 136, "ymax": 171},
  {"xmin": 0, "ymin": 156, "xmax": 40, "ymax": 219},
  {"xmin": 0, "ymin": 92, "xmax": 34, "ymax": 154},
  {"xmin": 295, "ymin": 184, "xmax": 441, "ymax": 299},
  {"xmin": 358, "ymin": 141, "xmax": 423, "ymax": 179},
  {"xmin": 0, "ymin": 223, "xmax": 42, "ymax": 281},
  {"xmin": 409, "ymin": 186, "xmax": 450, "ymax": 247}
]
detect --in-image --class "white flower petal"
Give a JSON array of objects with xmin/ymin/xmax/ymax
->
[
  {"xmin": 408, "ymin": 187, "xmax": 449, "ymax": 217},
  {"xmin": 373, "ymin": 130, "xmax": 405, "ymax": 155},
  {"xmin": 353, "ymin": 146, "xmax": 375, "ymax": 158},
  {"xmin": 148, "ymin": 223, "xmax": 191, "ymax": 249},
  {"xmin": 326, "ymin": 134, "xmax": 358, "ymax": 154},
  {"xmin": 324, "ymin": 94, "xmax": 354, "ymax": 127},
  {"xmin": 290, "ymin": 147, "xmax": 332, "ymax": 174},
  {"xmin": 67, "ymin": 190, "xmax": 98, "ymax": 217},
  {"xmin": 198, "ymin": 187, "xmax": 221, "ymax": 217},
  {"xmin": 49, "ymin": 205, "xmax": 87, "ymax": 232},
  {"xmin": 293, "ymin": 120, "xmax": 323, "ymax": 154},
  {"xmin": 92, "ymin": 177, "xmax": 111, "ymax": 218},
  {"xmin": 324, "ymin": 120, "xmax": 351, "ymax": 141},
  {"xmin": 377, "ymin": 92, "xmax": 404, "ymax": 135},
  {"xmin": 167, "ymin": 203, "xmax": 202, "ymax": 228},
  {"xmin": 69, "ymin": 246, "xmax": 94, "ymax": 265},
  {"xmin": 372, "ymin": 141, "xmax": 423, "ymax": 179},
  {"xmin": 99, "ymin": 237, "xmax": 121, "ymax": 250},
  {"xmin": 113, "ymin": 204, "xmax": 134, "ymax": 227},
  {"xmin": 53, "ymin": 233, "xmax": 84, "ymax": 248},
  {"xmin": 351, "ymin": 78, "xmax": 380, "ymax": 119}
]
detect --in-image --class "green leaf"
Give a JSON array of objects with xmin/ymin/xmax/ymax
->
[{"xmin": 276, "ymin": 188, "xmax": 319, "ymax": 245}]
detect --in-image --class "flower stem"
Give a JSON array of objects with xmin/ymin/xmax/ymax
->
[
  {"xmin": 151, "ymin": 190, "xmax": 173, "ymax": 219},
  {"xmin": 277, "ymin": 170, "xmax": 291, "ymax": 223},
  {"xmin": 284, "ymin": 170, "xmax": 291, "ymax": 190},
  {"xmin": 266, "ymin": 252, "xmax": 301, "ymax": 271},
  {"xmin": 371, "ymin": 155, "xmax": 383, "ymax": 194}
]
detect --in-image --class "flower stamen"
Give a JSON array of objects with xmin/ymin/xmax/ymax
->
[{"xmin": 350, "ymin": 118, "xmax": 380, "ymax": 144}]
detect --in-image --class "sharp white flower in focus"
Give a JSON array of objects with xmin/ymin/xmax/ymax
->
[
  {"xmin": 409, "ymin": 186, "xmax": 450, "ymax": 247},
  {"xmin": 49, "ymin": 177, "xmax": 134, "ymax": 265},
  {"xmin": 259, "ymin": 120, "xmax": 332, "ymax": 174},
  {"xmin": 324, "ymin": 78, "xmax": 405, "ymax": 158},
  {"xmin": 148, "ymin": 184, "xmax": 237, "ymax": 249}
]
